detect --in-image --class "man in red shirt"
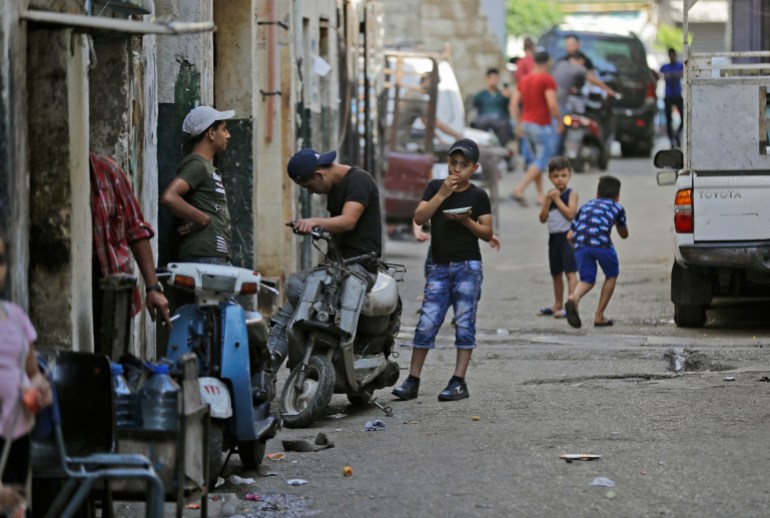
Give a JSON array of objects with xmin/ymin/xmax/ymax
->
[
  {"xmin": 509, "ymin": 49, "xmax": 563, "ymax": 206},
  {"xmin": 513, "ymin": 37, "xmax": 536, "ymax": 172},
  {"xmin": 514, "ymin": 37, "xmax": 535, "ymax": 85},
  {"xmin": 90, "ymin": 152, "xmax": 171, "ymax": 352}
]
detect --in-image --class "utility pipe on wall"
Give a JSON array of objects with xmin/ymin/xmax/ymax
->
[{"xmin": 266, "ymin": 0, "xmax": 277, "ymax": 142}]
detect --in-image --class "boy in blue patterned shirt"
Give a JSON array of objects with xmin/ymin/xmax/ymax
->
[{"xmin": 564, "ymin": 175, "xmax": 629, "ymax": 328}]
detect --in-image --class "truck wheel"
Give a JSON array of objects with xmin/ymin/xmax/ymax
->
[
  {"xmin": 620, "ymin": 142, "xmax": 636, "ymax": 157},
  {"xmin": 238, "ymin": 439, "xmax": 266, "ymax": 470},
  {"xmin": 280, "ymin": 354, "xmax": 335, "ymax": 428},
  {"xmin": 674, "ymin": 304, "xmax": 707, "ymax": 327}
]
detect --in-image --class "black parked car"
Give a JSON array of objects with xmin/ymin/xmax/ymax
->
[{"xmin": 538, "ymin": 28, "xmax": 657, "ymax": 157}]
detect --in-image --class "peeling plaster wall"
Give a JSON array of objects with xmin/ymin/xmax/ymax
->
[
  {"xmin": 28, "ymin": 29, "xmax": 92, "ymax": 350},
  {"xmin": 90, "ymin": 38, "xmax": 132, "ymax": 168}
]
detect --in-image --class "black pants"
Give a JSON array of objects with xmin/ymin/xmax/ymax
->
[
  {"xmin": 1, "ymin": 434, "xmax": 31, "ymax": 517},
  {"xmin": 0, "ymin": 434, "xmax": 30, "ymax": 487},
  {"xmin": 664, "ymin": 95, "xmax": 684, "ymax": 145}
]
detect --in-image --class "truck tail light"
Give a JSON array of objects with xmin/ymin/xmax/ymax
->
[{"xmin": 674, "ymin": 189, "xmax": 693, "ymax": 233}]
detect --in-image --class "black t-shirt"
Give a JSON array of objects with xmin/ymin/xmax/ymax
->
[
  {"xmin": 326, "ymin": 167, "xmax": 382, "ymax": 258},
  {"xmin": 422, "ymin": 179, "xmax": 491, "ymax": 263}
]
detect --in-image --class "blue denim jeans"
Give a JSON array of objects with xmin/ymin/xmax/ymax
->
[
  {"xmin": 413, "ymin": 260, "xmax": 483, "ymax": 350},
  {"xmin": 522, "ymin": 121, "xmax": 556, "ymax": 171}
]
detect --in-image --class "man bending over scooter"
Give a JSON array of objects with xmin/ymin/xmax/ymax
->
[{"xmin": 267, "ymin": 148, "xmax": 384, "ymax": 370}]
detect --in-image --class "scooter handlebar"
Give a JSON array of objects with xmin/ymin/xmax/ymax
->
[{"xmin": 286, "ymin": 221, "xmax": 332, "ymax": 241}]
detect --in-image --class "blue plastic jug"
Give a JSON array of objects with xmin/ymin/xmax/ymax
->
[
  {"xmin": 138, "ymin": 363, "xmax": 180, "ymax": 432},
  {"xmin": 111, "ymin": 362, "xmax": 141, "ymax": 428}
]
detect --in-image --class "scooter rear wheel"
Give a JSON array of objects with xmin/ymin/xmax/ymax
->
[
  {"xmin": 280, "ymin": 354, "xmax": 335, "ymax": 428},
  {"xmin": 208, "ymin": 420, "xmax": 225, "ymax": 489},
  {"xmin": 238, "ymin": 439, "xmax": 267, "ymax": 470}
]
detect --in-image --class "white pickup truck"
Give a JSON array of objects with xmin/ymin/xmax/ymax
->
[{"xmin": 654, "ymin": 2, "xmax": 770, "ymax": 327}]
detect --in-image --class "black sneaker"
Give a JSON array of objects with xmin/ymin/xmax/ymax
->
[
  {"xmin": 392, "ymin": 377, "xmax": 419, "ymax": 400},
  {"xmin": 438, "ymin": 379, "xmax": 469, "ymax": 401}
]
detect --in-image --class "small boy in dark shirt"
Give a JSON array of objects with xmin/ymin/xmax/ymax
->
[
  {"xmin": 565, "ymin": 175, "xmax": 629, "ymax": 328},
  {"xmin": 538, "ymin": 156, "xmax": 579, "ymax": 317},
  {"xmin": 392, "ymin": 139, "xmax": 494, "ymax": 402}
]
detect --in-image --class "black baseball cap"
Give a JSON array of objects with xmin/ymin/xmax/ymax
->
[
  {"xmin": 287, "ymin": 148, "xmax": 337, "ymax": 183},
  {"xmin": 534, "ymin": 47, "xmax": 550, "ymax": 64},
  {"xmin": 448, "ymin": 138, "xmax": 480, "ymax": 163}
]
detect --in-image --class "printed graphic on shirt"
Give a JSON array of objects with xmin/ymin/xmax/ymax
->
[
  {"xmin": 571, "ymin": 198, "xmax": 626, "ymax": 249},
  {"xmin": 213, "ymin": 171, "xmax": 226, "ymax": 195},
  {"xmin": 176, "ymin": 153, "xmax": 232, "ymax": 260}
]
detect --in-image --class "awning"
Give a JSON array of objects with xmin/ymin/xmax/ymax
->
[{"xmin": 20, "ymin": 10, "xmax": 215, "ymax": 35}]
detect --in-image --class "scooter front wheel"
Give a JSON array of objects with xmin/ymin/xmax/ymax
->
[{"xmin": 280, "ymin": 354, "xmax": 335, "ymax": 428}]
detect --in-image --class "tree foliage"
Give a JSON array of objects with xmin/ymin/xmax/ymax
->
[
  {"xmin": 506, "ymin": 0, "xmax": 564, "ymax": 39},
  {"xmin": 655, "ymin": 24, "xmax": 693, "ymax": 53}
]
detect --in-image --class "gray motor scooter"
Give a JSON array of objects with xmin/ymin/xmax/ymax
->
[{"xmin": 275, "ymin": 226, "xmax": 404, "ymax": 428}]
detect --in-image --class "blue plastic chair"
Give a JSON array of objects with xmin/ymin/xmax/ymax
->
[{"xmin": 31, "ymin": 351, "xmax": 164, "ymax": 518}]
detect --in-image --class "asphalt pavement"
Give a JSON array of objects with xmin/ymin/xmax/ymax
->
[{"xmin": 137, "ymin": 144, "xmax": 770, "ymax": 518}]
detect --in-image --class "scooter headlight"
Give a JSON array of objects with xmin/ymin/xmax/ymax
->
[{"xmin": 563, "ymin": 115, "xmax": 572, "ymax": 126}]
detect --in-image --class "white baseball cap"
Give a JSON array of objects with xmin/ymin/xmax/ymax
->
[{"xmin": 182, "ymin": 105, "xmax": 235, "ymax": 137}]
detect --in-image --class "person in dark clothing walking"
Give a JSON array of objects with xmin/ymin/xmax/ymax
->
[{"xmin": 660, "ymin": 48, "xmax": 684, "ymax": 148}]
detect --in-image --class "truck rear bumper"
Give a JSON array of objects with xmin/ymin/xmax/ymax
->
[{"xmin": 680, "ymin": 242, "xmax": 770, "ymax": 272}]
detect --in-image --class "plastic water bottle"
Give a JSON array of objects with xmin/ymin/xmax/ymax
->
[
  {"xmin": 138, "ymin": 363, "xmax": 180, "ymax": 432},
  {"xmin": 112, "ymin": 362, "xmax": 140, "ymax": 428}
]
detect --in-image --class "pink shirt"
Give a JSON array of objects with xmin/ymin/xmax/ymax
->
[{"xmin": 0, "ymin": 302, "xmax": 37, "ymax": 439}]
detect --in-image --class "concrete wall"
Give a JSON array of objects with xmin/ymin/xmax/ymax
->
[
  {"xmin": 254, "ymin": 0, "xmax": 294, "ymax": 279},
  {"xmin": 213, "ymin": 0, "xmax": 257, "ymax": 273},
  {"xmin": 0, "ymin": 0, "xmax": 30, "ymax": 307},
  {"xmin": 27, "ymin": 28, "xmax": 92, "ymax": 351},
  {"xmin": 380, "ymin": 0, "xmax": 506, "ymax": 110}
]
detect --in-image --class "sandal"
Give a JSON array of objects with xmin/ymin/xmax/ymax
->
[
  {"xmin": 538, "ymin": 307, "xmax": 555, "ymax": 316},
  {"xmin": 594, "ymin": 320, "xmax": 614, "ymax": 327},
  {"xmin": 565, "ymin": 300, "xmax": 581, "ymax": 328},
  {"xmin": 511, "ymin": 193, "xmax": 528, "ymax": 207}
]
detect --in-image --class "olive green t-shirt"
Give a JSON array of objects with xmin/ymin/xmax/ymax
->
[{"xmin": 176, "ymin": 153, "xmax": 231, "ymax": 260}]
